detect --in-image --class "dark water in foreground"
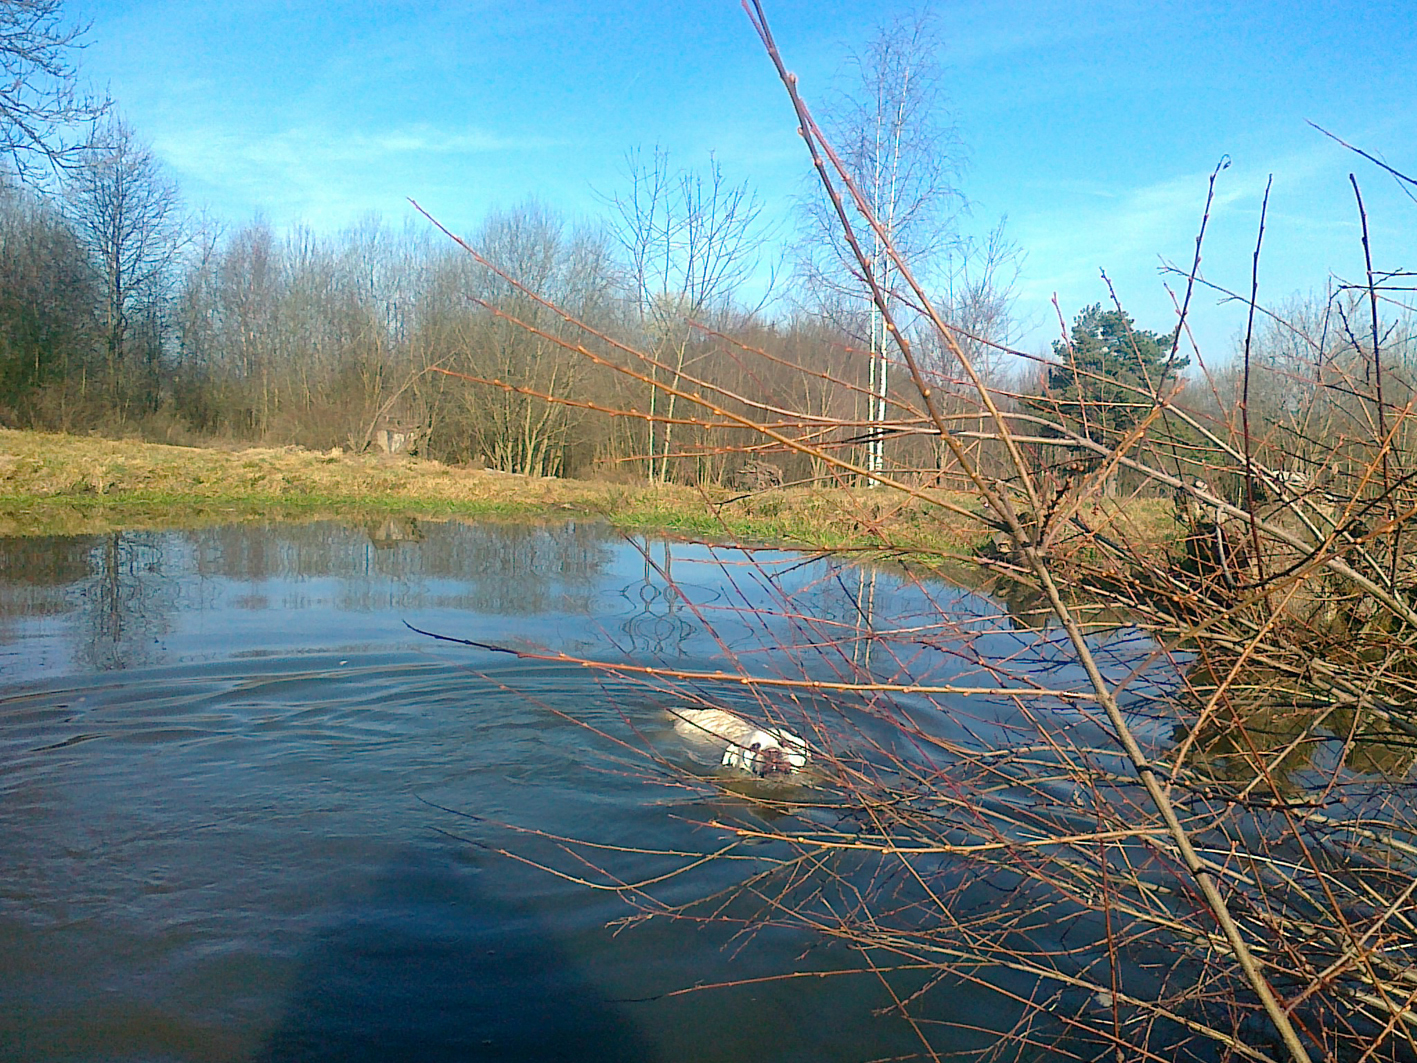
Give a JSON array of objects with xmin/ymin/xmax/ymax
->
[{"xmin": 0, "ymin": 519, "xmax": 1176, "ymax": 1062}]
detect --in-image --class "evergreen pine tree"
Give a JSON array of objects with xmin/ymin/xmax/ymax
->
[{"xmin": 1045, "ymin": 304, "xmax": 1184, "ymax": 442}]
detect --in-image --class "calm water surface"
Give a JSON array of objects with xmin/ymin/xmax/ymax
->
[{"xmin": 0, "ymin": 519, "xmax": 1173, "ymax": 1062}]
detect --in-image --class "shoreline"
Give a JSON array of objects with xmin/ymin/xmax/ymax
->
[{"xmin": 0, "ymin": 429, "xmax": 1001, "ymax": 553}]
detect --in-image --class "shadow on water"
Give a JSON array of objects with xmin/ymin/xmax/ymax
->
[{"xmin": 255, "ymin": 844, "xmax": 656, "ymax": 1063}]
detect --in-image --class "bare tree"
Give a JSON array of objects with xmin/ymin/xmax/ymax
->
[
  {"xmin": 0, "ymin": 0, "xmax": 109, "ymax": 182},
  {"xmin": 168, "ymin": 211, "xmax": 225, "ymax": 429},
  {"xmin": 606, "ymin": 146, "xmax": 775, "ymax": 481},
  {"xmin": 65, "ymin": 117, "xmax": 184, "ymax": 409},
  {"xmin": 216, "ymin": 220, "xmax": 280, "ymax": 432},
  {"xmin": 796, "ymin": 5, "xmax": 966, "ymax": 479},
  {"xmin": 450, "ymin": 202, "xmax": 615, "ymax": 475},
  {"xmin": 928, "ymin": 219, "xmax": 1021, "ymax": 384}
]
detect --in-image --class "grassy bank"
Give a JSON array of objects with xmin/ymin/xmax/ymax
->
[{"xmin": 0, "ymin": 429, "xmax": 1012, "ymax": 551}]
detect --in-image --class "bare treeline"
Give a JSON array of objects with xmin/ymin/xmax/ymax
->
[
  {"xmin": 0, "ymin": 1, "xmax": 1040, "ymax": 485},
  {"xmin": 0, "ymin": 114, "xmax": 1015, "ymax": 486},
  {"xmin": 0, "ymin": 155, "xmax": 768, "ymax": 476}
]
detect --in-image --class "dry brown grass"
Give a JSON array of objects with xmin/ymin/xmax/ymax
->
[
  {"xmin": 0, "ymin": 428, "xmax": 1017, "ymax": 551},
  {"xmin": 0, "ymin": 428, "xmax": 624, "ymax": 504}
]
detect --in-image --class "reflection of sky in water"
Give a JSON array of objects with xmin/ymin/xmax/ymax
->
[
  {"xmin": 0, "ymin": 521, "xmax": 615, "ymax": 679},
  {"xmin": 0, "ymin": 521, "xmax": 1186, "ymax": 721},
  {"xmin": 0, "ymin": 520, "xmax": 1196, "ymax": 801}
]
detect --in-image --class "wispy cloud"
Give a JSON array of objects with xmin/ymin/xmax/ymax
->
[
  {"xmin": 156, "ymin": 121, "xmax": 558, "ymax": 174},
  {"xmin": 1014, "ymin": 168, "xmax": 1246, "ymax": 300},
  {"xmin": 150, "ymin": 121, "xmax": 565, "ymax": 229}
]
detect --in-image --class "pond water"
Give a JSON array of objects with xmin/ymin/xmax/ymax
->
[{"xmin": 0, "ymin": 518, "xmax": 1181, "ymax": 1062}]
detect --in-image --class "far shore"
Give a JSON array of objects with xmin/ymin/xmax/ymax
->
[{"xmin": 0, "ymin": 429, "xmax": 1011, "ymax": 553}]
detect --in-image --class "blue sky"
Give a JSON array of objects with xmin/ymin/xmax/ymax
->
[{"xmin": 76, "ymin": 0, "xmax": 1417, "ymax": 359}]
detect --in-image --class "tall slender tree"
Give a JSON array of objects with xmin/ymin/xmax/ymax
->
[
  {"xmin": 796, "ymin": 6, "xmax": 965, "ymax": 480},
  {"xmin": 0, "ymin": 180, "xmax": 94, "ymax": 412},
  {"xmin": 606, "ymin": 147, "xmax": 773, "ymax": 481}
]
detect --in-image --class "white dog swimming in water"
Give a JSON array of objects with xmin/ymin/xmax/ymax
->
[{"xmin": 670, "ymin": 707, "xmax": 810, "ymax": 777}]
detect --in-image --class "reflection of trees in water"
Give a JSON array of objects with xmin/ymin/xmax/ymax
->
[
  {"xmin": 365, "ymin": 516, "xmax": 424, "ymax": 549},
  {"xmin": 0, "ymin": 535, "xmax": 106, "ymax": 654},
  {"xmin": 616, "ymin": 538, "xmax": 695, "ymax": 657},
  {"xmin": 0, "ymin": 532, "xmax": 203, "ymax": 672},
  {"xmin": 851, "ymin": 566, "xmax": 878, "ymax": 671},
  {"xmin": 0, "ymin": 522, "xmax": 618, "ymax": 671},
  {"xmin": 340, "ymin": 519, "xmax": 609, "ymax": 615},
  {"xmin": 1183, "ymin": 659, "xmax": 1417, "ymax": 787},
  {"xmin": 190, "ymin": 519, "xmax": 613, "ymax": 615},
  {"xmin": 410, "ymin": 520, "xmax": 610, "ymax": 616},
  {"xmin": 0, "ymin": 532, "xmax": 195, "ymax": 671},
  {"xmin": 0, "ymin": 535, "xmax": 96, "ymax": 588},
  {"xmin": 79, "ymin": 532, "xmax": 182, "ymax": 672},
  {"xmin": 0, "ymin": 535, "xmax": 97, "ymax": 622}
]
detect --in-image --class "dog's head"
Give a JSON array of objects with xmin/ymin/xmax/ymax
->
[{"xmin": 723, "ymin": 727, "xmax": 810, "ymax": 776}]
